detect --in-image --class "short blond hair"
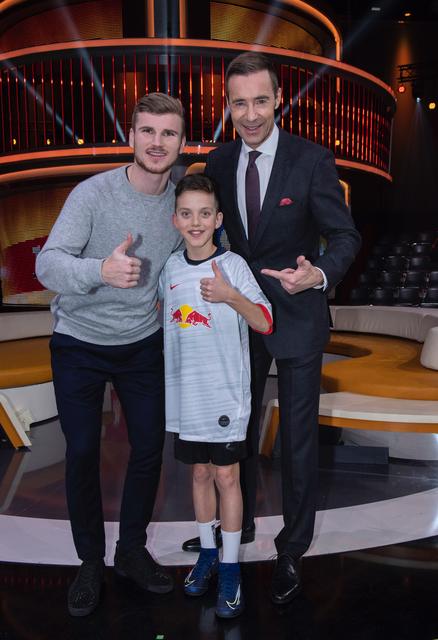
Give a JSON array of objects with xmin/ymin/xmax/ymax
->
[{"xmin": 131, "ymin": 93, "xmax": 185, "ymax": 136}]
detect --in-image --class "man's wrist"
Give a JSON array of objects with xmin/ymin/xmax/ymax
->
[{"xmin": 313, "ymin": 266, "xmax": 327, "ymax": 290}]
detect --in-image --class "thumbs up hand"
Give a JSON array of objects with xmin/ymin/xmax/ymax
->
[
  {"xmin": 101, "ymin": 233, "xmax": 142, "ymax": 288},
  {"xmin": 200, "ymin": 260, "xmax": 233, "ymax": 303}
]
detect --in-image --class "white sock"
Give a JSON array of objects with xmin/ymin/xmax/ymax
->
[
  {"xmin": 221, "ymin": 529, "xmax": 242, "ymax": 563},
  {"xmin": 197, "ymin": 519, "xmax": 217, "ymax": 549}
]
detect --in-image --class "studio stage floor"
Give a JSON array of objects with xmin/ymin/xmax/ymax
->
[{"xmin": 1, "ymin": 407, "xmax": 438, "ymax": 639}]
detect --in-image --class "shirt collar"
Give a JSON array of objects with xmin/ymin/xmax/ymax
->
[{"xmin": 241, "ymin": 124, "xmax": 279, "ymax": 158}]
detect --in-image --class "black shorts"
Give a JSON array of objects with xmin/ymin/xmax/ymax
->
[{"xmin": 174, "ymin": 435, "xmax": 247, "ymax": 466}]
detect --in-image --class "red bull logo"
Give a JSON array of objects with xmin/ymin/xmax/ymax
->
[{"xmin": 170, "ymin": 304, "xmax": 212, "ymax": 329}]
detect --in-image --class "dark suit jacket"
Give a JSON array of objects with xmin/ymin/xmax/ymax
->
[{"xmin": 205, "ymin": 128, "xmax": 361, "ymax": 359}]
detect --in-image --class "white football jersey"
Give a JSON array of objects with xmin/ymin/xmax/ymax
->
[{"xmin": 159, "ymin": 250, "xmax": 272, "ymax": 442}]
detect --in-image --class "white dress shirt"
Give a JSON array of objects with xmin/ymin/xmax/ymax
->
[{"xmin": 236, "ymin": 125, "xmax": 327, "ymax": 289}]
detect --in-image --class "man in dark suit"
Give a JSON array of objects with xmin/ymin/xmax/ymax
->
[{"xmin": 182, "ymin": 52, "xmax": 361, "ymax": 604}]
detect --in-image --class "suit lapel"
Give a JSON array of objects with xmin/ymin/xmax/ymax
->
[{"xmin": 252, "ymin": 130, "xmax": 298, "ymax": 250}]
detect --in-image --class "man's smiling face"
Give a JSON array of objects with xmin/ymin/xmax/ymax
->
[
  {"xmin": 227, "ymin": 69, "xmax": 281, "ymax": 149},
  {"xmin": 129, "ymin": 111, "xmax": 185, "ymax": 175}
]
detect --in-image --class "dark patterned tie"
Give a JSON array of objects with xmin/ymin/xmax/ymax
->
[{"xmin": 245, "ymin": 150, "xmax": 261, "ymax": 245}]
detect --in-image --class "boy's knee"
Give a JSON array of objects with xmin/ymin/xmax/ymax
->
[
  {"xmin": 192, "ymin": 463, "xmax": 213, "ymax": 484},
  {"xmin": 215, "ymin": 465, "xmax": 239, "ymax": 491}
]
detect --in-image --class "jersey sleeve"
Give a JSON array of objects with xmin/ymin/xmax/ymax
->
[{"xmin": 223, "ymin": 254, "xmax": 273, "ymax": 333}]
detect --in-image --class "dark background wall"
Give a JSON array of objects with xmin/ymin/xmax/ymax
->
[{"xmin": 338, "ymin": 13, "xmax": 438, "ymax": 233}]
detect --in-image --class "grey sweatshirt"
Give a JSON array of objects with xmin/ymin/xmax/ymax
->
[{"xmin": 36, "ymin": 166, "xmax": 182, "ymax": 345}]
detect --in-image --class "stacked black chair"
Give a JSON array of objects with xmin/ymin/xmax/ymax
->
[
  {"xmin": 404, "ymin": 270, "xmax": 428, "ymax": 288},
  {"xmin": 410, "ymin": 243, "xmax": 432, "ymax": 256},
  {"xmin": 358, "ymin": 272, "xmax": 377, "ymax": 287},
  {"xmin": 398, "ymin": 231, "xmax": 413, "ymax": 243},
  {"xmin": 408, "ymin": 255, "xmax": 431, "ymax": 271},
  {"xmin": 370, "ymin": 287, "xmax": 395, "ymax": 306},
  {"xmin": 395, "ymin": 287, "xmax": 422, "ymax": 306},
  {"xmin": 415, "ymin": 231, "xmax": 436, "ymax": 244},
  {"xmin": 349, "ymin": 287, "xmax": 370, "ymax": 305},
  {"xmin": 383, "ymin": 255, "xmax": 408, "ymax": 272},
  {"xmin": 378, "ymin": 271, "xmax": 403, "ymax": 287},
  {"xmin": 428, "ymin": 271, "xmax": 438, "ymax": 287},
  {"xmin": 378, "ymin": 233, "xmax": 396, "ymax": 246},
  {"xmin": 421, "ymin": 288, "xmax": 438, "ymax": 307},
  {"xmin": 390, "ymin": 243, "xmax": 410, "ymax": 256},
  {"xmin": 366, "ymin": 257, "xmax": 383, "ymax": 272},
  {"xmin": 371, "ymin": 244, "xmax": 389, "ymax": 257}
]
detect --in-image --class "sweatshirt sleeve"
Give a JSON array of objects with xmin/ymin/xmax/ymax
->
[{"xmin": 35, "ymin": 184, "xmax": 106, "ymax": 295}]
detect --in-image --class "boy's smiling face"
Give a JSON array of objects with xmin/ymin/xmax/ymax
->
[{"xmin": 173, "ymin": 190, "xmax": 223, "ymax": 260}]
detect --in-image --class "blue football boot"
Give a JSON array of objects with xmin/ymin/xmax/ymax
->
[
  {"xmin": 215, "ymin": 562, "xmax": 244, "ymax": 618},
  {"xmin": 184, "ymin": 547, "xmax": 219, "ymax": 596}
]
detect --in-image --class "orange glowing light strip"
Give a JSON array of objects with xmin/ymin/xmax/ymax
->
[
  {"xmin": 147, "ymin": 0, "xmax": 155, "ymax": 37},
  {"xmin": 200, "ymin": 56, "xmax": 204, "ymax": 140},
  {"xmin": 221, "ymin": 58, "xmax": 226, "ymax": 142},
  {"xmin": 1, "ymin": 0, "xmax": 342, "ymax": 59},
  {"xmin": 0, "ymin": 40, "xmax": 395, "ymax": 99},
  {"xmin": 179, "ymin": 0, "xmax": 187, "ymax": 38},
  {"xmin": 0, "ymin": 145, "xmax": 216, "ymax": 167},
  {"xmin": 321, "ymin": 74, "xmax": 325, "ymax": 147},
  {"xmin": 340, "ymin": 78, "xmax": 345, "ymax": 155},
  {"xmin": 281, "ymin": 0, "xmax": 342, "ymax": 60},
  {"xmin": 335, "ymin": 159, "xmax": 392, "ymax": 181},
  {"xmin": 0, "ymin": 150, "xmax": 392, "ymax": 184},
  {"xmin": 210, "ymin": 57, "xmax": 215, "ymax": 141}
]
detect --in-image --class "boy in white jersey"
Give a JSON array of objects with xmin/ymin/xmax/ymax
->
[{"xmin": 159, "ymin": 174, "xmax": 272, "ymax": 618}]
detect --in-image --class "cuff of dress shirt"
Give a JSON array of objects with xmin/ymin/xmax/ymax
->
[{"xmin": 313, "ymin": 267, "xmax": 327, "ymax": 291}]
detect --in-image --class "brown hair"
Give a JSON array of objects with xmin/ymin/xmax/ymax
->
[
  {"xmin": 131, "ymin": 92, "xmax": 185, "ymax": 136},
  {"xmin": 175, "ymin": 174, "xmax": 219, "ymax": 210},
  {"xmin": 225, "ymin": 52, "xmax": 279, "ymax": 96}
]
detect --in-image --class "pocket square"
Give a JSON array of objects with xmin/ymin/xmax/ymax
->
[{"xmin": 279, "ymin": 197, "xmax": 293, "ymax": 206}]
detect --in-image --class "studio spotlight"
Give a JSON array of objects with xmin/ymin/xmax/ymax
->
[
  {"xmin": 398, "ymin": 84, "xmax": 406, "ymax": 93},
  {"xmin": 412, "ymin": 80, "xmax": 424, "ymax": 102},
  {"xmin": 428, "ymin": 101, "xmax": 437, "ymax": 110},
  {"xmin": 77, "ymin": 138, "xmax": 84, "ymax": 145}
]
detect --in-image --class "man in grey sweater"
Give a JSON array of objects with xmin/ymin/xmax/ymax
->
[{"xmin": 36, "ymin": 93, "xmax": 185, "ymax": 617}]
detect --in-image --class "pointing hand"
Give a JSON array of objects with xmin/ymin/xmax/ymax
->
[
  {"xmin": 261, "ymin": 255, "xmax": 323, "ymax": 294},
  {"xmin": 101, "ymin": 233, "xmax": 142, "ymax": 288}
]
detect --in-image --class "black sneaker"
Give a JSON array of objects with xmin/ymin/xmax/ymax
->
[
  {"xmin": 114, "ymin": 544, "xmax": 174, "ymax": 594},
  {"xmin": 68, "ymin": 560, "xmax": 105, "ymax": 617}
]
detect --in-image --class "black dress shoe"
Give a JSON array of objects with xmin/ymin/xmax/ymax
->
[
  {"xmin": 68, "ymin": 560, "xmax": 105, "ymax": 617},
  {"xmin": 271, "ymin": 553, "xmax": 301, "ymax": 605},
  {"xmin": 182, "ymin": 524, "xmax": 256, "ymax": 552},
  {"xmin": 182, "ymin": 526, "xmax": 222, "ymax": 552},
  {"xmin": 241, "ymin": 523, "xmax": 256, "ymax": 544},
  {"xmin": 114, "ymin": 544, "xmax": 174, "ymax": 594}
]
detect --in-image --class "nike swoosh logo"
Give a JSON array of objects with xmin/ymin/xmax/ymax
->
[
  {"xmin": 170, "ymin": 284, "xmax": 180, "ymax": 290},
  {"xmin": 184, "ymin": 570, "xmax": 195, "ymax": 586},
  {"xmin": 226, "ymin": 585, "xmax": 241, "ymax": 609}
]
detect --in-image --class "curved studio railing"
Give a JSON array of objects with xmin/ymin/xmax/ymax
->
[{"xmin": 0, "ymin": 39, "xmax": 396, "ymax": 179}]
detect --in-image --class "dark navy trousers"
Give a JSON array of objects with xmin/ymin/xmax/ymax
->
[
  {"xmin": 50, "ymin": 330, "xmax": 165, "ymax": 562},
  {"xmin": 242, "ymin": 331, "xmax": 322, "ymax": 559}
]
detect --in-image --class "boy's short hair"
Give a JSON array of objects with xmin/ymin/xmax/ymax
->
[
  {"xmin": 225, "ymin": 52, "xmax": 279, "ymax": 96},
  {"xmin": 175, "ymin": 174, "xmax": 220, "ymax": 210},
  {"xmin": 131, "ymin": 92, "xmax": 186, "ymax": 135}
]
